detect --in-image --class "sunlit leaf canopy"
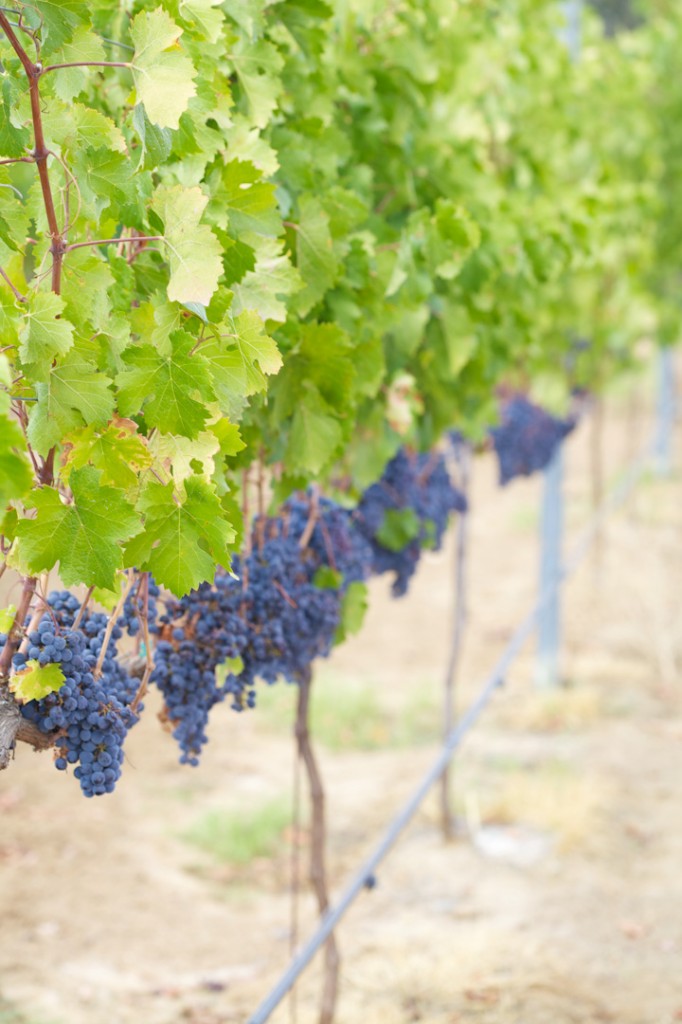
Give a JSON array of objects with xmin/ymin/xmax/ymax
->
[{"xmin": 0, "ymin": 0, "xmax": 678, "ymax": 594}]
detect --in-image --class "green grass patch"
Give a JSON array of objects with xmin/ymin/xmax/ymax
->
[
  {"xmin": 0, "ymin": 999, "xmax": 61, "ymax": 1024},
  {"xmin": 254, "ymin": 672, "xmax": 440, "ymax": 751},
  {"xmin": 510, "ymin": 503, "xmax": 539, "ymax": 532},
  {"xmin": 183, "ymin": 798, "xmax": 291, "ymax": 864}
]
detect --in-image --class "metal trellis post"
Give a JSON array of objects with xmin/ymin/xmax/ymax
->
[
  {"xmin": 654, "ymin": 347, "xmax": 676, "ymax": 475},
  {"xmin": 536, "ymin": 446, "xmax": 564, "ymax": 688},
  {"xmin": 562, "ymin": 0, "xmax": 583, "ymax": 62}
]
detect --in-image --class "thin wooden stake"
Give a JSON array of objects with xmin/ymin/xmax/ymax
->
[
  {"xmin": 289, "ymin": 712, "xmax": 302, "ymax": 1024},
  {"xmin": 295, "ymin": 667, "xmax": 339, "ymax": 1024},
  {"xmin": 440, "ymin": 444, "xmax": 471, "ymax": 840}
]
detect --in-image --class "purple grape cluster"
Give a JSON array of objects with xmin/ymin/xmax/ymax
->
[
  {"xmin": 8, "ymin": 591, "xmax": 141, "ymax": 797},
  {"xmin": 152, "ymin": 577, "xmax": 251, "ymax": 764},
  {"xmin": 151, "ymin": 494, "xmax": 373, "ymax": 764},
  {"xmin": 354, "ymin": 449, "xmax": 467, "ymax": 596},
  {"xmin": 489, "ymin": 395, "xmax": 575, "ymax": 485}
]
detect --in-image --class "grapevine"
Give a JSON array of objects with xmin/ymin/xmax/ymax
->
[{"xmin": 0, "ymin": 3, "xmax": 674, "ymax": 782}]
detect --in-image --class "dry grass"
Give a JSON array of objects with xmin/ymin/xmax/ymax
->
[{"xmin": 472, "ymin": 761, "xmax": 610, "ymax": 851}]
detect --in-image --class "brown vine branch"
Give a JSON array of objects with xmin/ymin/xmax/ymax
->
[
  {"xmin": 295, "ymin": 667, "xmax": 339, "ymax": 1024},
  {"xmin": 289, "ymin": 729, "xmax": 303, "ymax": 1024},
  {"xmin": 299, "ymin": 486, "xmax": 320, "ymax": 550},
  {"xmin": 40, "ymin": 61, "xmax": 131, "ymax": 74},
  {"xmin": 65, "ymin": 235, "xmax": 164, "ymax": 253},
  {"xmin": 72, "ymin": 586, "xmax": 94, "ymax": 631},
  {"xmin": 0, "ymin": 11, "xmax": 64, "ymax": 294},
  {"xmin": 0, "ymin": 575, "xmax": 38, "ymax": 769},
  {"xmin": 130, "ymin": 574, "xmax": 153, "ymax": 714},
  {"xmin": 0, "ymin": 155, "xmax": 35, "ymax": 166},
  {"xmin": 440, "ymin": 444, "xmax": 471, "ymax": 840}
]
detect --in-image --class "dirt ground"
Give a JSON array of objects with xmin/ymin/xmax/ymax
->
[{"xmin": 1, "ymin": 377, "xmax": 681, "ymax": 1024}]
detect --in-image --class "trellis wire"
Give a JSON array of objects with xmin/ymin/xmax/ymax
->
[{"xmin": 247, "ymin": 428, "xmax": 661, "ymax": 1024}]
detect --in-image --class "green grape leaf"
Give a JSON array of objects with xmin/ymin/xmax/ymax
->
[
  {"xmin": 9, "ymin": 661, "xmax": 65, "ymax": 703},
  {"xmin": 224, "ymin": 0, "xmax": 268, "ymax": 36},
  {"xmin": 0, "ymin": 604, "xmax": 16, "ymax": 633},
  {"xmin": 376, "ymin": 508, "xmax": 420, "ymax": 552},
  {"xmin": 215, "ymin": 655, "xmax": 244, "ymax": 682},
  {"xmin": 221, "ymin": 235, "xmax": 257, "ymax": 286},
  {"xmin": 63, "ymin": 421, "xmax": 152, "ymax": 490},
  {"xmin": 335, "ymin": 581, "xmax": 368, "ymax": 644},
  {"xmin": 202, "ymin": 309, "xmax": 281, "ymax": 409},
  {"xmin": 230, "ymin": 39, "xmax": 284, "ymax": 129},
  {"xmin": 211, "ymin": 420, "xmax": 246, "ymax": 457},
  {"xmin": 207, "ymin": 160, "xmax": 280, "ymax": 235},
  {"xmin": 0, "ymin": 79, "xmax": 30, "ymax": 158},
  {"xmin": 125, "ymin": 477, "xmax": 235, "ymax": 596},
  {"xmin": 285, "ymin": 383, "xmax": 342, "ymax": 475},
  {"xmin": 0, "ymin": 416, "xmax": 32, "ymax": 504},
  {"xmin": 50, "ymin": 26, "xmax": 106, "ymax": 104},
  {"xmin": 272, "ymin": 322, "xmax": 355, "ymax": 422},
  {"xmin": 116, "ymin": 330, "xmax": 215, "ymax": 438},
  {"xmin": 427, "ymin": 201, "xmax": 481, "ymax": 281},
  {"xmin": 51, "ymin": 101, "xmax": 127, "ymax": 156},
  {"xmin": 178, "ymin": 0, "xmax": 225, "ymax": 41},
  {"xmin": 73, "ymin": 146, "xmax": 136, "ymax": 219},
  {"xmin": 132, "ymin": 104, "xmax": 172, "ymax": 170},
  {"xmin": 29, "ymin": 1, "xmax": 88, "ymax": 54},
  {"xmin": 313, "ymin": 566, "xmax": 343, "ymax": 590},
  {"xmin": 149, "ymin": 429, "xmax": 220, "ymax": 485},
  {"xmin": 16, "ymin": 466, "xmax": 141, "ymax": 588},
  {"xmin": 130, "ymin": 7, "xmax": 197, "ymax": 130},
  {"xmin": 28, "ymin": 356, "xmax": 115, "ymax": 456},
  {"xmin": 293, "ymin": 195, "xmax": 339, "ymax": 315},
  {"xmin": 231, "ymin": 236, "xmax": 302, "ymax": 322},
  {"xmin": 152, "ymin": 186, "xmax": 222, "ymax": 306},
  {"xmin": 19, "ymin": 293, "xmax": 74, "ymax": 375},
  {"xmin": 0, "ymin": 507, "xmax": 18, "ymax": 544}
]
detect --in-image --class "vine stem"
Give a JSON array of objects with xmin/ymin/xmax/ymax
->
[
  {"xmin": 295, "ymin": 666, "xmax": 339, "ymax": 1024},
  {"xmin": 0, "ymin": 577, "xmax": 36, "ymax": 680},
  {"xmin": 65, "ymin": 235, "xmax": 164, "ymax": 253},
  {"xmin": 72, "ymin": 587, "xmax": 94, "ymax": 631},
  {"xmin": 0, "ymin": 8, "xmax": 61, "ymax": 493},
  {"xmin": 0, "ymin": 156, "xmax": 35, "ymax": 166},
  {"xmin": 241, "ymin": 469, "xmax": 252, "ymax": 595},
  {"xmin": 0, "ymin": 575, "xmax": 37, "ymax": 768},
  {"xmin": 94, "ymin": 573, "xmax": 134, "ymax": 678},
  {"xmin": 289, "ymin": 722, "xmax": 303, "ymax": 1024},
  {"xmin": 40, "ymin": 61, "xmax": 131, "ymax": 74},
  {"xmin": 299, "ymin": 486, "xmax": 320, "ymax": 550},
  {"xmin": 130, "ymin": 574, "xmax": 154, "ymax": 714},
  {"xmin": 0, "ymin": 13, "xmax": 65, "ymax": 295},
  {"xmin": 439, "ymin": 444, "xmax": 471, "ymax": 840}
]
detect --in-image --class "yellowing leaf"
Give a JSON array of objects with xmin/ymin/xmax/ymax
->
[
  {"xmin": 63, "ymin": 421, "xmax": 152, "ymax": 490},
  {"xmin": 10, "ymin": 661, "xmax": 65, "ymax": 703},
  {"xmin": 131, "ymin": 8, "xmax": 197, "ymax": 130},
  {"xmin": 0, "ymin": 604, "xmax": 17, "ymax": 634},
  {"xmin": 153, "ymin": 186, "xmax": 223, "ymax": 306},
  {"xmin": 149, "ymin": 430, "xmax": 220, "ymax": 485}
]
